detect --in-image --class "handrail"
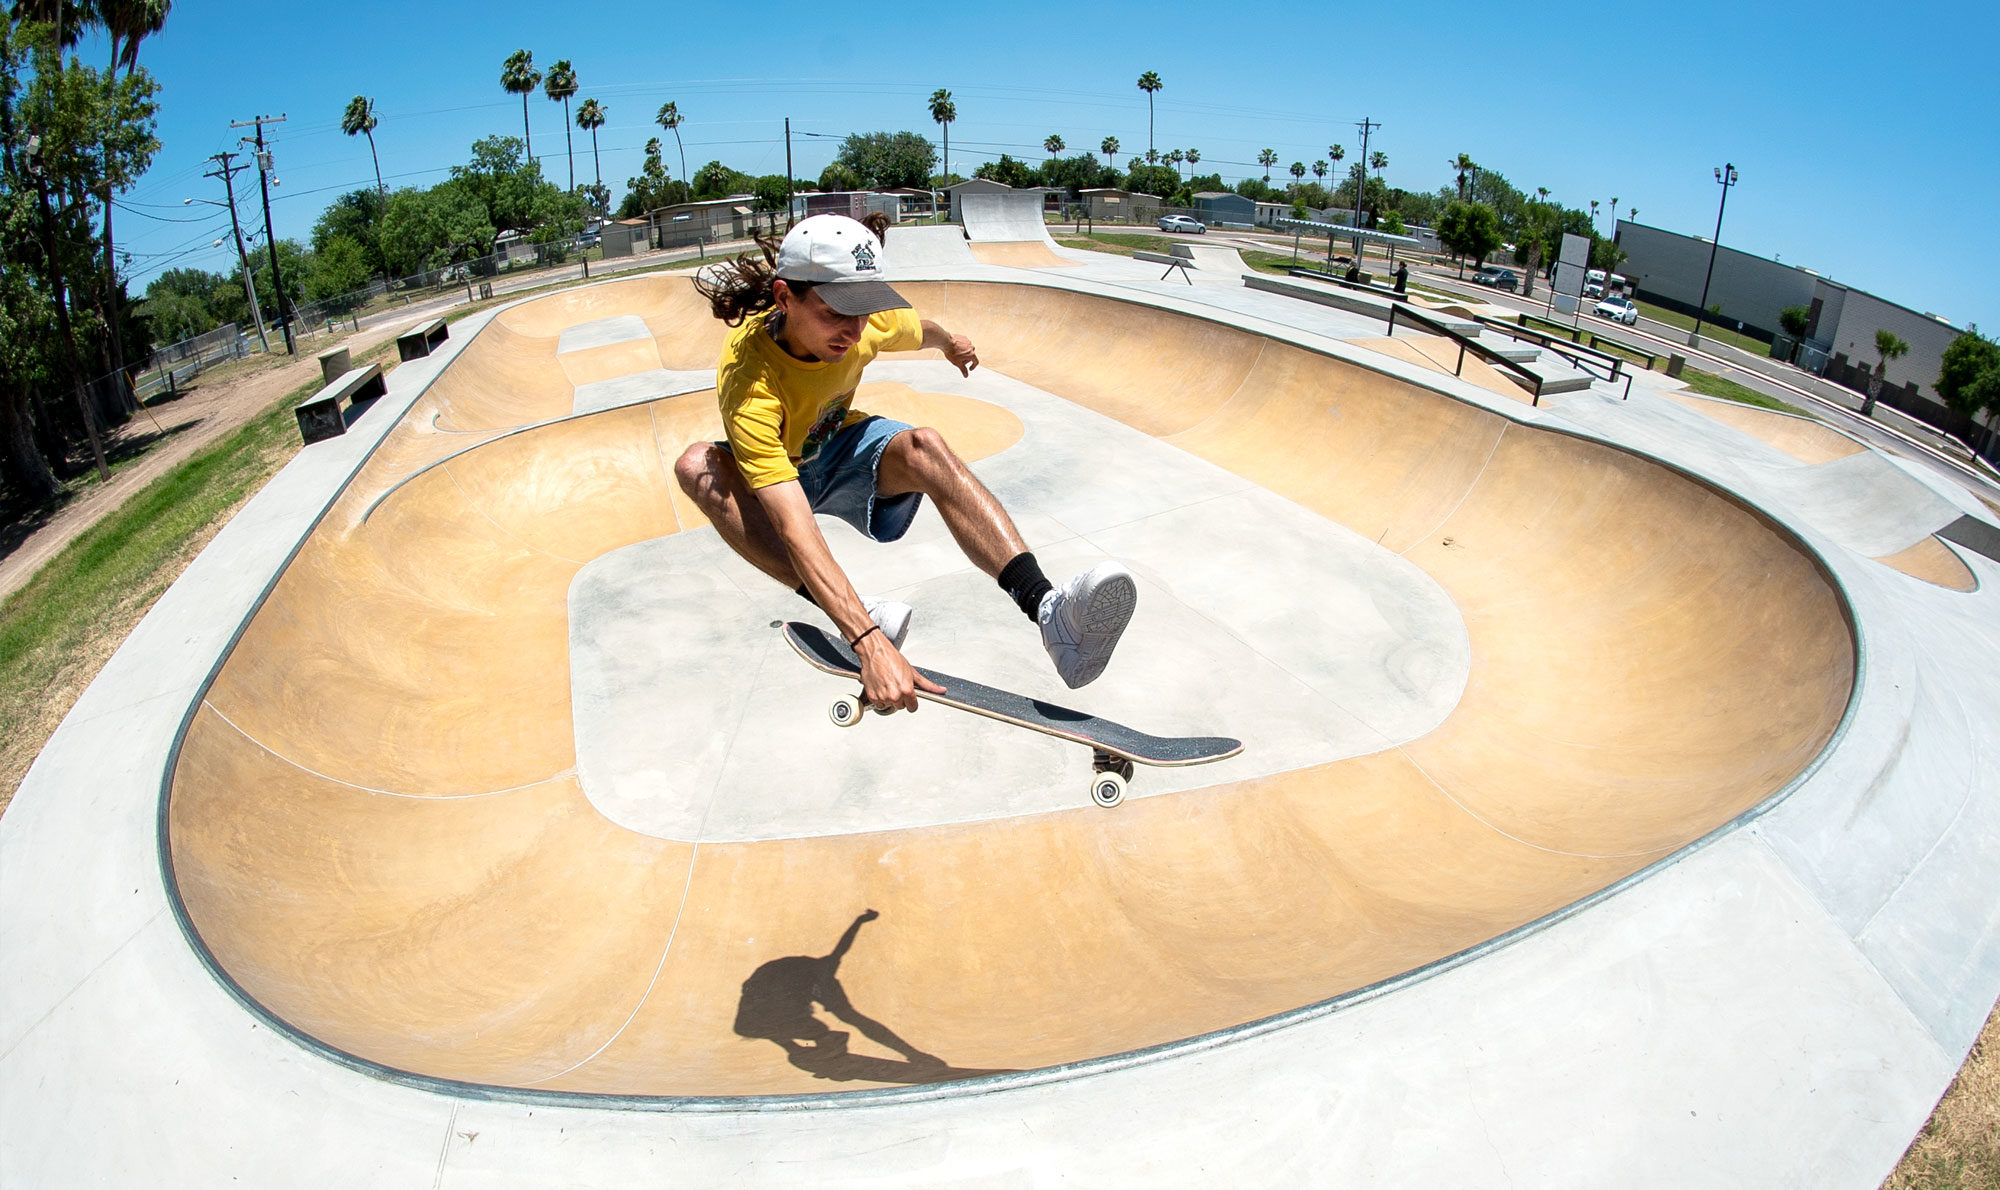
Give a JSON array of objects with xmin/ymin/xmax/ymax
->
[
  {"xmin": 1584, "ymin": 333, "xmax": 1659, "ymax": 371},
  {"xmin": 1387, "ymin": 302, "xmax": 1545, "ymax": 406},
  {"xmin": 1287, "ymin": 266, "xmax": 1406, "ymax": 302},
  {"xmin": 1473, "ymin": 314, "xmax": 1624, "ymax": 383}
]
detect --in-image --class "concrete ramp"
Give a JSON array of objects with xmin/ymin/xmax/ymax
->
[
  {"xmin": 1171, "ymin": 242, "xmax": 1252, "ymax": 276},
  {"xmin": 884, "ymin": 224, "xmax": 976, "ymax": 275},
  {"xmin": 960, "ymin": 191, "xmax": 1058, "ymax": 244},
  {"xmin": 163, "ymin": 277, "xmax": 1856, "ymax": 1100}
]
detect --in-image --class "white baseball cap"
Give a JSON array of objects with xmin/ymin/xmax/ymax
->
[{"xmin": 773, "ymin": 214, "xmax": 909, "ymax": 316}]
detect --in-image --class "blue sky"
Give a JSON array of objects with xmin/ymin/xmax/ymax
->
[{"xmin": 93, "ymin": 0, "xmax": 1997, "ymax": 330}]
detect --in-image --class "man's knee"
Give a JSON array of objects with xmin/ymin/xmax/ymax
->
[
  {"xmin": 892, "ymin": 426, "xmax": 961, "ymax": 478},
  {"xmin": 674, "ymin": 442, "xmax": 724, "ymax": 498}
]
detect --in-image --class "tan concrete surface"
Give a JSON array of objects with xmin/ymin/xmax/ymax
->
[
  {"xmin": 166, "ymin": 277, "xmax": 1856, "ymax": 1098},
  {"xmin": 968, "ymin": 242, "xmax": 1082, "ymax": 269},
  {"xmin": 1874, "ymin": 536, "xmax": 1978, "ymax": 591},
  {"xmin": 1663, "ymin": 392, "xmax": 1868, "ymax": 465}
]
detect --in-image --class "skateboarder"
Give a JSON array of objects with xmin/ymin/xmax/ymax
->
[{"xmin": 676, "ymin": 213, "xmax": 1136, "ymax": 713}]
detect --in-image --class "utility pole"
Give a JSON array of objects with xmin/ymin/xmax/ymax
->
[
  {"xmin": 1692, "ymin": 163, "xmax": 1739, "ymax": 347},
  {"xmin": 231, "ymin": 114, "xmax": 293, "ymax": 354},
  {"xmin": 1352, "ymin": 116, "xmax": 1379, "ymax": 260},
  {"xmin": 784, "ymin": 117, "xmax": 795, "ymax": 231},
  {"xmin": 202, "ymin": 152, "xmax": 269, "ymax": 353}
]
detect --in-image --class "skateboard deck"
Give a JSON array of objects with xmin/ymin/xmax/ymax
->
[{"xmin": 780, "ymin": 620, "xmax": 1242, "ymax": 807}]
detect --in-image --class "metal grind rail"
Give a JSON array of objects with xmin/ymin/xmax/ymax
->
[
  {"xmin": 1470, "ymin": 314, "xmax": 1636, "ymax": 401},
  {"xmin": 1386, "ymin": 302, "xmax": 1545, "ymax": 406}
]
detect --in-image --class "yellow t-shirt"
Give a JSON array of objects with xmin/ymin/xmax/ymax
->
[{"xmin": 717, "ymin": 306, "xmax": 925, "ymax": 488}]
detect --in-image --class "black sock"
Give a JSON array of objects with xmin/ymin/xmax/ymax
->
[
  {"xmin": 795, "ymin": 583, "xmax": 818, "ymax": 608},
  {"xmin": 997, "ymin": 552, "xmax": 1053, "ymax": 620}
]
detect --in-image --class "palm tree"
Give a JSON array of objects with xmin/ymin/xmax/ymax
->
[
  {"xmin": 1312, "ymin": 160, "xmax": 1327, "ymax": 184},
  {"xmin": 1629, "ymin": 206, "xmax": 1638, "ymax": 221},
  {"xmin": 1258, "ymin": 149, "xmax": 1277, "ymax": 182},
  {"xmin": 1136, "ymin": 71, "xmax": 1162, "ymax": 158},
  {"xmin": 1145, "ymin": 148, "xmax": 1159, "ymax": 165},
  {"xmin": 1044, "ymin": 134, "xmax": 1065, "ymax": 159},
  {"xmin": 1450, "ymin": 152, "xmax": 1474, "ymax": 201},
  {"xmin": 501, "ymin": 50, "xmax": 541, "ymax": 162},
  {"xmin": 1166, "ymin": 148, "xmax": 1184, "ymax": 177},
  {"xmin": 1289, "ymin": 161, "xmax": 1306, "ymax": 181},
  {"xmin": 928, "ymin": 89, "xmax": 956, "ymax": 188},
  {"xmin": 341, "ymin": 96, "xmax": 385, "ymax": 196},
  {"xmin": 1370, "ymin": 150, "xmax": 1387, "ymax": 178},
  {"xmin": 656, "ymin": 101, "xmax": 688, "ymax": 202},
  {"xmin": 1328, "ymin": 144, "xmax": 1345, "ymax": 178},
  {"xmin": 1100, "ymin": 135, "xmax": 1119, "ymax": 169},
  {"xmin": 1536, "ymin": 186, "xmax": 1550, "ymax": 203},
  {"xmin": 1609, "ymin": 195, "xmax": 1620, "ymax": 229},
  {"xmin": 544, "ymin": 59, "xmax": 579, "ymax": 190},
  {"xmin": 576, "ymin": 98, "xmax": 607, "ymax": 196},
  {"xmin": 1185, "ymin": 147, "xmax": 1200, "ymax": 176},
  {"xmin": 1864, "ymin": 330, "xmax": 1912, "ymax": 416}
]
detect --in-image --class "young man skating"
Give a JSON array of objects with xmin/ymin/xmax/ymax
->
[{"xmin": 676, "ymin": 214, "xmax": 1135, "ymax": 711}]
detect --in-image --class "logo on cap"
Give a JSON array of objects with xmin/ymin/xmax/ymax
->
[{"xmin": 850, "ymin": 241, "xmax": 877, "ymax": 272}]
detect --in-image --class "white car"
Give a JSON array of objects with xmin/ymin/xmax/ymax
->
[
  {"xmin": 1592, "ymin": 295, "xmax": 1639, "ymax": 325},
  {"xmin": 1157, "ymin": 214, "xmax": 1206, "ymax": 234}
]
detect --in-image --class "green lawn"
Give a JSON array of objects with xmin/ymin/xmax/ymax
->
[
  {"xmin": 1678, "ymin": 366, "xmax": 1808, "ymax": 415},
  {"xmin": 1634, "ymin": 300, "xmax": 1769, "ymax": 356}
]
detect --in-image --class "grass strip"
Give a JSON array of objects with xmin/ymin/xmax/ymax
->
[
  {"xmin": 1634, "ymin": 300, "xmax": 1768, "ymax": 356},
  {"xmin": 0, "ymin": 375, "xmax": 314, "ymax": 813},
  {"xmin": 1678, "ymin": 367, "xmax": 1808, "ymax": 415}
]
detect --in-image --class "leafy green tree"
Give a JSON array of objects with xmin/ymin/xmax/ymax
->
[
  {"xmin": 817, "ymin": 162, "xmax": 863, "ymax": 192},
  {"xmin": 378, "ymin": 185, "xmax": 495, "ymax": 274},
  {"xmin": 305, "ymin": 234, "xmax": 373, "ymax": 308},
  {"xmin": 834, "ymin": 130, "xmax": 935, "ymax": 189},
  {"xmin": 1779, "ymin": 306, "xmax": 1811, "ymax": 339},
  {"xmin": 1123, "ymin": 159, "xmax": 1177, "ymax": 198},
  {"xmin": 692, "ymin": 159, "xmax": 755, "ymax": 199},
  {"xmin": 751, "ymin": 174, "xmax": 791, "ymax": 212},
  {"xmin": 1040, "ymin": 152, "xmax": 1117, "ymax": 196},
  {"xmin": 1437, "ymin": 200, "xmax": 1501, "ymax": 276},
  {"xmin": 1937, "ymin": 328, "xmax": 2000, "ymax": 421},
  {"xmin": 575, "ymin": 97, "xmax": 607, "ymax": 197},
  {"xmin": 311, "ymin": 188, "xmax": 387, "ymax": 276},
  {"xmin": 1284, "ymin": 181, "xmax": 1331, "ymax": 209},
  {"xmin": 544, "ymin": 60, "xmax": 578, "ymax": 191},
  {"xmin": 342, "ymin": 95, "xmax": 383, "ymax": 195},
  {"xmin": 619, "ymin": 137, "xmax": 677, "ymax": 216},
  {"xmin": 139, "ymin": 267, "xmax": 221, "ymax": 341},
  {"xmin": 1136, "ymin": 71, "xmax": 1162, "ymax": 158},
  {"xmin": 1379, "ymin": 211, "xmax": 1405, "ymax": 234},
  {"xmin": 973, "ymin": 153, "xmax": 1036, "ymax": 189},
  {"xmin": 928, "ymin": 89, "xmax": 956, "ymax": 187}
]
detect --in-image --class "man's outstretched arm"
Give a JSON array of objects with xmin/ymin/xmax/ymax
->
[
  {"xmin": 753, "ymin": 479, "xmax": 942, "ymax": 711},
  {"xmin": 920, "ymin": 320, "xmax": 979, "ymax": 376}
]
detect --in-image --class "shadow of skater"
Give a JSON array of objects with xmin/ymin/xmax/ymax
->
[{"xmin": 734, "ymin": 909, "xmax": 1010, "ymax": 1085}]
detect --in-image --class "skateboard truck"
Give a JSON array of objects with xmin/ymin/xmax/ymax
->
[{"xmin": 1091, "ymin": 750, "xmax": 1135, "ymax": 808}]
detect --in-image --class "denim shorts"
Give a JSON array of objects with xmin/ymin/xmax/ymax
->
[{"xmin": 727, "ymin": 415, "xmax": 923, "ymax": 543}]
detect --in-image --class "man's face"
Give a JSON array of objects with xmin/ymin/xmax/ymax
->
[{"xmin": 773, "ymin": 282, "xmax": 867, "ymax": 362}]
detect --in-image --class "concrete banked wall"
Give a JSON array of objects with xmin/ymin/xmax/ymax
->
[{"xmin": 165, "ymin": 275, "xmax": 1857, "ymax": 1098}]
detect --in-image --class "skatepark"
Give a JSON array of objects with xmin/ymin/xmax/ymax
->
[{"xmin": 5, "ymin": 196, "xmax": 2000, "ymax": 1185}]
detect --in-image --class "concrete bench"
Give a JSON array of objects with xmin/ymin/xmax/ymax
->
[
  {"xmin": 295, "ymin": 363, "xmax": 386, "ymax": 445},
  {"xmin": 396, "ymin": 317, "xmax": 449, "ymax": 362},
  {"xmin": 316, "ymin": 346, "xmax": 351, "ymax": 387},
  {"xmin": 1132, "ymin": 249, "xmax": 1193, "ymax": 284}
]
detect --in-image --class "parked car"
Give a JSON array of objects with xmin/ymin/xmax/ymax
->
[
  {"xmin": 1592, "ymin": 295, "xmax": 1639, "ymax": 325},
  {"xmin": 1471, "ymin": 266, "xmax": 1518, "ymax": 291},
  {"xmin": 1158, "ymin": 214, "xmax": 1206, "ymax": 234}
]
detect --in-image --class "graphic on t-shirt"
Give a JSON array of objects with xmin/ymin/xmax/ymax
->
[{"xmin": 798, "ymin": 395, "xmax": 852, "ymax": 464}]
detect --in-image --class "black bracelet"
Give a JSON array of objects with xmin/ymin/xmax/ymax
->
[{"xmin": 848, "ymin": 624, "xmax": 882, "ymax": 649}]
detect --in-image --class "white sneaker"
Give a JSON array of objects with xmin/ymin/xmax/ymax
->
[
  {"xmin": 1038, "ymin": 562, "xmax": 1137, "ymax": 689},
  {"xmin": 861, "ymin": 596, "xmax": 912, "ymax": 649}
]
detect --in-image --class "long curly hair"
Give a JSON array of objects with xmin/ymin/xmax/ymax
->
[{"xmin": 695, "ymin": 212, "xmax": 893, "ymax": 326}]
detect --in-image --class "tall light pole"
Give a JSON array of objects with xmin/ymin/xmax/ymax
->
[
  {"xmin": 1692, "ymin": 163, "xmax": 1738, "ymax": 346},
  {"xmin": 231, "ymin": 114, "xmax": 293, "ymax": 354},
  {"xmin": 189, "ymin": 151, "xmax": 269, "ymax": 353}
]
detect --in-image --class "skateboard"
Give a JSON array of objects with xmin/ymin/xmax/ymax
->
[{"xmin": 779, "ymin": 620, "xmax": 1243, "ymax": 808}]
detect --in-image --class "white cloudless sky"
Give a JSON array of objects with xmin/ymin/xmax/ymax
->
[{"xmin": 93, "ymin": 0, "xmax": 1998, "ymax": 330}]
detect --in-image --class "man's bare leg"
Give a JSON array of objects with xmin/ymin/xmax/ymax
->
[
  {"xmin": 673, "ymin": 442, "xmax": 799, "ymax": 585},
  {"xmin": 874, "ymin": 427, "xmax": 1025, "ymax": 577}
]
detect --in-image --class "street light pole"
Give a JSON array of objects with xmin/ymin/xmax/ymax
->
[
  {"xmin": 194, "ymin": 152, "xmax": 269, "ymax": 353},
  {"xmin": 1692, "ymin": 163, "xmax": 1738, "ymax": 346},
  {"xmin": 231, "ymin": 114, "xmax": 292, "ymax": 354}
]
